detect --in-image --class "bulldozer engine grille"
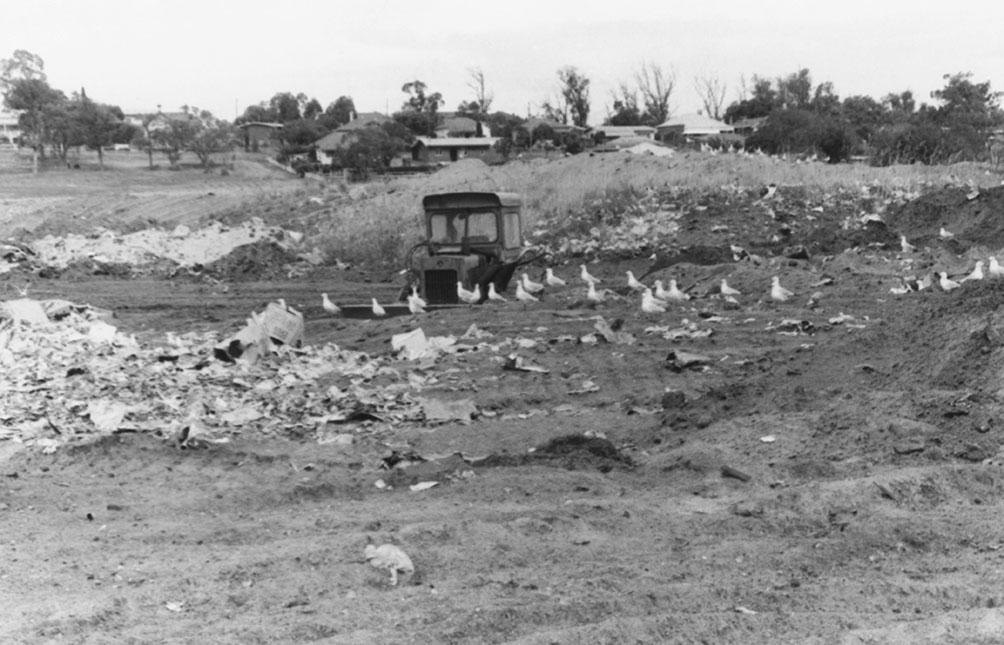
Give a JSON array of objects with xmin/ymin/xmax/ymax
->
[{"xmin": 424, "ymin": 270, "xmax": 458, "ymax": 304}]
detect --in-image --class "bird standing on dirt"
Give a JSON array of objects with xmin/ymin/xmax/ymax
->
[
  {"xmin": 580, "ymin": 264, "xmax": 601, "ymax": 285},
  {"xmin": 586, "ymin": 280, "xmax": 604, "ymax": 304},
  {"xmin": 521, "ymin": 272, "xmax": 545, "ymax": 294},
  {"xmin": 487, "ymin": 283, "xmax": 507, "ymax": 302},
  {"xmin": 961, "ymin": 261, "xmax": 985, "ymax": 282},
  {"xmin": 364, "ymin": 543, "xmax": 414, "ymax": 586},
  {"xmin": 457, "ymin": 282, "xmax": 480, "ymax": 304},
  {"xmin": 640, "ymin": 288, "xmax": 667, "ymax": 313},
  {"xmin": 407, "ymin": 292, "xmax": 426, "ymax": 314},
  {"xmin": 515, "ymin": 281, "xmax": 539, "ymax": 304},
  {"xmin": 939, "ymin": 272, "xmax": 961, "ymax": 292},
  {"xmin": 989, "ymin": 257, "xmax": 1004, "ymax": 279},
  {"xmin": 661, "ymin": 279, "xmax": 689, "ymax": 302},
  {"xmin": 626, "ymin": 270, "xmax": 646, "ymax": 291},
  {"xmin": 770, "ymin": 276, "xmax": 794, "ymax": 302},
  {"xmin": 900, "ymin": 235, "xmax": 916, "ymax": 253},
  {"xmin": 371, "ymin": 298, "xmax": 386, "ymax": 317},
  {"xmin": 720, "ymin": 279, "xmax": 741, "ymax": 297},
  {"xmin": 321, "ymin": 293, "xmax": 341, "ymax": 315},
  {"xmin": 939, "ymin": 226, "xmax": 955, "ymax": 240},
  {"xmin": 410, "ymin": 286, "xmax": 427, "ymax": 309},
  {"xmin": 545, "ymin": 268, "xmax": 566, "ymax": 287}
]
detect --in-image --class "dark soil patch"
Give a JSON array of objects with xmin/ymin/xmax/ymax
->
[
  {"xmin": 886, "ymin": 185, "xmax": 1004, "ymax": 248},
  {"xmin": 205, "ymin": 239, "xmax": 300, "ymax": 281}
]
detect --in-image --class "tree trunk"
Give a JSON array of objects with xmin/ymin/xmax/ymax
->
[
  {"xmin": 147, "ymin": 144, "xmax": 153, "ymax": 169},
  {"xmin": 32, "ymin": 146, "xmax": 38, "ymax": 174},
  {"xmin": 97, "ymin": 146, "xmax": 104, "ymax": 169}
]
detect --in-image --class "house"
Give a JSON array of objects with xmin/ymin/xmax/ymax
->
[
  {"xmin": 238, "ymin": 121, "xmax": 283, "ymax": 150},
  {"xmin": 517, "ymin": 117, "xmax": 585, "ymax": 142},
  {"xmin": 434, "ymin": 116, "xmax": 490, "ymax": 138},
  {"xmin": 411, "ymin": 136, "xmax": 499, "ymax": 163},
  {"xmin": 655, "ymin": 113, "xmax": 734, "ymax": 141},
  {"xmin": 123, "ymin": 111, "xmax": 197, "ymax": 133},
  {"xmin": 593, "ymin": 125, "xmax": 656, "ymax": 141},
  {"xmin": 314, "ymin": 112, "xmax": 393, "ymax": 165},
  {"xmin": 729, "ymin": 117, "xmax": 768, "ymax": 136},
  {"xmin": 0, "ymin": 110, "xmax": 22, "ymax": 144}
]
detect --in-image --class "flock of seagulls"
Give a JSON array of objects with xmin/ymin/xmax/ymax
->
[
  {"xmin": 891, "ymin": 227, "xmax": 1004, "ymax": 295},
  {"xmin": 318, "ymin": 262, "xmax": 809, "ymax": 318}
]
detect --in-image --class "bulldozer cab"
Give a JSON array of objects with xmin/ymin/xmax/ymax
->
[
  {"xmin": 416, "ymin": 192, "xmax": 525, "ymax": 304},
  {"xmin": 423, "ymin": 192, "xmax": 523, "ymax": 259}
]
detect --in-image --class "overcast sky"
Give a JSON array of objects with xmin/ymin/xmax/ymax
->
[{"xmin": 6, "ymin": 0, "xmax": 1003, "ymax": 124}]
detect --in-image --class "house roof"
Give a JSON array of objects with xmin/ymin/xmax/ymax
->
[
  {"xmin": 314, "ymin": 130, "xmax": 356, "ymax": 150},
  {"xmin": 340, "ymin": 112, "xmax": 391, "ymax": 130},
  {"xmin": 439, "ymin": 116, "xmax": 479, "ymax": 134},
  {"xmin": 656, "ymin": 113, "xmax": 734, "ymax": 134},
  {"xmin": 595, "ymin": 125, "xmax": 656, "ymax": 138},
  {"xmin": 238, "ymin": 121, "xmax": 283, "ymax": 130},
  {"xmin": 413, "ymin": 136, "xmax": 498, "ymax": 148},
  {"xmin": 521, "ymin": 118, "xmax": 582, "ymax": 133}
]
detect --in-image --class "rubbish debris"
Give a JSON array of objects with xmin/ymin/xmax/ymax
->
[
  {"xmin": 593, "ymin": 317, "xmax": 635, "ymax": 345},
  {"xmin": 664, "ymin": 350, "xmax": 712, "ymax": 372},
  {"xmin": 420, "ymin": 398, "xmax": 478, "ymax": 424},
  {"xmin": 409, "ymin": 481, "xmax": 439, "ymax": 492},
  {"xmin": 502, "ymin": 353, "xmax": 549, "ymax": 374},
  {"xmin": 391, "ymin": 328, "xmax": 457, "ymax": 361},
  {"xmin": 567, "ymin": 379, "xmax": 600, "ymax": 395},
  {"xmin": 768, "ymin": 319, "xmax": 816, "ymax": 335},
  {"xmin": 363, "ymin": 543, "xmax": 414, "ymax": 586},
  {"xmin": 721, "ymin": 465, "xmax": 752, "ymax": 482},
  {"xmin": 0, "ymin": 298, "xmax": 48, "ymax": 325}
]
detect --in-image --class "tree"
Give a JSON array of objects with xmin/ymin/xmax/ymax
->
[
  {"xmin": 557, "ymin": 67, "xmax": 590, "ymax": 127},
  {"xmin": 777, "ymin": 68, "xmax": 813, "ymax": 109},
  {"xmin": 3, "ymin": 77, "xmax": 65, "ymax": 172},
  {"xmin": 269, "ymin": 92, "xmax": 302, "ymax": 122},
  {"xmin": 330, "ymin": 122, "xmax": 409, "ymax": 178},
  {"xmin": 77, "ymin": 96, "xmax": 121, "ymax": 168},
  {"xmin": 458, "ymin": 67, "xmax": 493, "ymax": 117},
  {"xmin": 842, "ymin": 94, "xmax": 886, "ymax": 143},
  {"xmin": 636, "ymin": 62, "xmax": 674, "ymax": 125},
  {"xmin": 188, "ymin": 110, "xmax": 234, "ymax": 169},
  {"xmin": 152, "ymin": 109, "xmax": 200, "ymax": 167},
  {"xmin": 694, "ymin": 75, "xmax": 727, "ymax": 120},
  {"xmin": 321, "ymin": 96, "xmax": 355, "ymax": 129},
  {"xmin": 302, "ymin": 98, "xmax": 323, "ymax": 120},
  {"xmin": 238, "ymin": 103, "xmax": 278, "ymax": 124},
  {"xmin": 399, "ymin": 80, "xmax": 443, "ymax": 135},
  {"xmin": 133, "ymin": 113, "xmax": 159, "ymax": 169},
  {"xmin": 605, "ymin": 84, "xmax": 643, "ymax": 126},
  {"xmin": 0, "ymin": 49, "xmax": 46, "ymax": 92}
]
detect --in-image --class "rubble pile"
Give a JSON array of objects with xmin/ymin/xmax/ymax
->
[{"xmin": 0, "ymin": 301, "xmax": 425, "ymax": 452}]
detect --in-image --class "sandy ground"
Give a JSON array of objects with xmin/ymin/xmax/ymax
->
[{"xmin": 3, "ymin": 156, "xmax": 1004, "ymax": 644}]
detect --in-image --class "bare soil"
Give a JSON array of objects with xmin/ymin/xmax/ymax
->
[{"xmin": 3, "ymin": 158, "xmax": 1004, "ymax": 644}]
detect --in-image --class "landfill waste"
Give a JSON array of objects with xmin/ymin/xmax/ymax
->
[
  {"xmin": 363, "ymin": 543, "xmax": 414, "ymax": 586},
  {"xmin": 391, "ymin": 328, "xmax": 458, "ymax": 361},
  {"xmin": 502, "ymin": 353, "xmax": 549, "ymax": 374}
]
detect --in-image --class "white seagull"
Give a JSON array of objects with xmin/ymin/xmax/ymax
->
[
  {"xmin": 770, "ymin": 276, "xmax": 794, "ymax": 302},
  {"xmin": 586, "ymin": 280, "xmax": 604, "ymax": 304},
  {"xmin": 410, "ymin": 286, "xmax": 427, "ymax": 309},
  {"xmin": 960, "ymin": 261, "xmax": 985, "ymax": 282},
  {"xmin": 939, "ymin": 272, "xmax": 961, "ymax": 292},
  {"xmin": 545, "ymin": 267, "xmax": 566, "ymax": 287},
  {"xmin": 371, "ymin": 298, "xmax": 386, "ymax": 317},
  {"xmin": 515, "ymin": 281, "xmax": 539, "ymax": 304},
  {"xmin": 664, "ymin": 279, "xmax": 689, "ymax": 302},
  {"xmin": 364, "ymin": 543, "xmax": 414, "ymax": 586},
  {"xmin": 900, "ymin": 235, "xmax": 916, "ymax": 253},
  {"xmin": 626, "ymin": 270, "xmax": 646, "ymax": 291},
  {"xmin": 321, "ymin": 293, "xmax": 341, "ymax": 315},
  {"xmin": 641, "ymin": 288, "xmax": 667, "ymax": 313},
  {"xmin": 720, "ymin": 279, "xmax": 741, "ymax": 297},
  {"xmin": 457, "ymin": 281, "xmax": 480, "ymax": 304},
  {"xmin": 407, "ymin": 292, "xmax": 426, "ymax": 314},
  {"xmin": 940, "ymin": 226, "xmax": 955, "ymax": 240},
  {"xmin": 522, "ymin": 272, "xmax": 545, "ymax": 294},
  {"xmin": 487, "ymin": 282, "xmax": 507, "ymax": 302},
  {"xmin": 654, "ymin": 280, "xmax": 672, "ymax": 301},
  {"xmin": 989, "ymin": 257, "xmax": 1004, "ymax": 278},
  {"xmin": 580, "ymin": 264, "xmax": 601, "ymax": 285}
]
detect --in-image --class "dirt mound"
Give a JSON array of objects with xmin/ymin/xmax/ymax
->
[
  {"xmin": 205, "ymin": 239, "xmax": 300, "ymax": 281},
  {"xmin": 887, "ymin": 185, "xmax": 1004, "ymax": 248},
  {"xmin": 475, "ymin": 433, "xmax": 634, "ymax": 472}
]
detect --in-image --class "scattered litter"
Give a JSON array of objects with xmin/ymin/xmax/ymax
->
[
  {"xmin": 502, "ymin": 353, "xmax": 549, "ymax": 374},
  {"xmin": 568, "ymin": 379, "xmax": 600, "ymax": 395},
  {"xmin": 420, "ymin": 398, "xmax": 478, "ymax": 424},
  {"xmin": 461, "ymin": 324, "xmax": 493, "ymax": 340},
  {"xmin": 364, "ymin": 543, "xmax": 414, "ymax": 586},
  {"xmin": 734, "ymin": 606, "xmax": 758, "ymax": 615},
  {"xmin": 593, "ymin": 318, "xmax": 635, "ymax": 345},
  {"xmin": 645, "ymin": 320, "xmax": 713, "ymax": 340},
  {"xmin": 0, "ymin": 298, "xmax": 48, "ymax": 325},
  {"xmin": 828, "ymin": 312, "xmax": 855, "ymax": 325},
  {"xmin": 664, "ymin": 350, "xmax": 712, "ymax": 372},
  {"xmin": 759, "ymin": 435, "xmax": 777, "ymax": 443},
  {"xmin": 721, "ymin": 465, "xmax": 752, "ymax": 482},
  {"xmin": 391, "ymin": 328, "xmax": 457, "ymax": 361},
  {"xmin": 164, "ymin": 601, "xmax": 185, "ymax": 613},
  {"xmin": 768, "ymin": 319, "xmax": 816, "ymax": 335},
  {"xmin": 409, "ymin": 481, "xmax": 439, "ymax": 492}
]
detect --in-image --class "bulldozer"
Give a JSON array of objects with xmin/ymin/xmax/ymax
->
[{"xmin": 406, "ymin": 191, "xmax": 534, "ymax": 304}]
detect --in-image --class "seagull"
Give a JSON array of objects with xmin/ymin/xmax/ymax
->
[
  {"xmin": 371, "ymin": 298, "xmax": 386, "ymax": 317},
  {"xmin": 586, "ymin": 280, "xmax": 604, "ymax": 304},
  {"xmin": 626, "ymin": 270, "xmax": 646, "ymax": 291},
  {"xmin": 770, "ymin": 276, "xmax": 794, "ymax": 302},
  {"xmin": 545, "ymin": 268, "xmax": 566, "ymax": 287},
  {"xmin": 890, "ymin": 283, "xmax": 911, "ymax": 295},
  {"xmin": 759, "ymin": 183, "xmax": 777, "ymax": 200},
  {"xmin": 457, "ymin": 281, "xmax": 480, "ymax": 304},
  {"xmin": 939, "ymin": 272, "xmax": 961, "ymax": 292},
  {"xmin": 515, "ymin": 281, "xmax": 539, "ymax": 304},
  {"xmin": 321, "ymin": 293, "xmax": 341, "ymax": 315},
  {"xmin": 364, "ymin": 543, "xmax": 414, "ymax": 586},
  {"xmin": 410, "ymin": 286, "xmax": 427, "ymax": 309},
  {"xmin": 487, "ymin": 282, "xmax": 507, "ymax": 302},
  {"xmin": 720, "ymin": 279, "xmax": 741, "ymax": 297},
  {"xmin": 522, "ymin": 272, "xmax": 545, "ymax": 294},
  {"xmin": 665, "ymin": 279, "xmax": 689, "ymax": 302},
  {"xmin": 989, "ymin": 257, "xmax": 1004, "ymax": 279},
  {"xmin": 900, "ymin": 235, "xmax": 916, "ymax": 253},
  {"xmin": 407, "ymin": 292, "xmax": 426, "ymax": 314},
  {"xmin": 580, "ymin": 264, "xmax": 600, "ymax": 285},
  {"xmin": 654, "ymin": 280, "xmax": 672, "ymax": 301},
  {"xmin": 940, "ymin": 226, "xmax": 955, "ymax": 240},
  {"xmin": 641, "ymin": 288, "xmax": 667, "ymax": 313},
  {"xmin": 960, "ymin": 261, "xmax": 985, "ymax": 282}
]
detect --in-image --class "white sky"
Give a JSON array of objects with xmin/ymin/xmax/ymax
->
[{"xmin": 6, "ymin": 0, "xmax": 1003, "ymax": 124}]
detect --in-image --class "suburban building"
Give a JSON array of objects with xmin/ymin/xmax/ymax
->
[
  {"xmin": 411, "ymin": 136, "xmax": 499, "ymax": 163},
  {"xmin": 729, "ymin": 117, "xmax": 768, "ymax": 136},
  {"xmin": 593, "ymin": 125, "xmax": 656, "ymax": 141},
  {"xmin": 237, "ymin": 122, "xmax": 283, "ymax": 150},
  {"xmin": 314, "ymin": 112, "xmax": 393, "ymax": 165},
  {"xmin": 655, "ymin": 113, "xmax": 735, "ymax": 141},
  {"xmin": 122, "ymin": 111, "xmax": 197, "ymax": 133},
  {"xmin": 0, "ymin": 110, "xmax": 22, "ymax": 144},
  {"xmin": 517, "ymin": 117, "xmax": 585, "ymax": 141},
  {"xmin": 434, "ymin": 116, "xmax": 490, "ymax": 138}
]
